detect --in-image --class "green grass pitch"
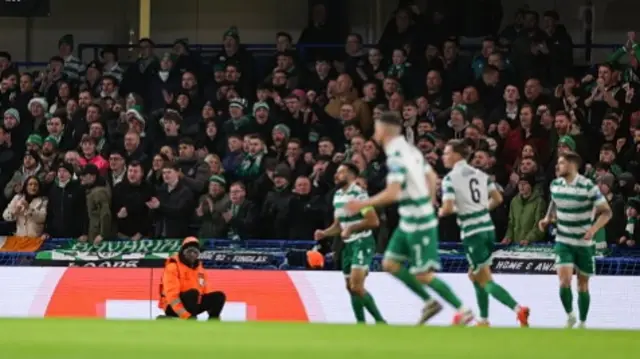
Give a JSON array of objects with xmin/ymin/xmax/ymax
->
[{"xmin": 0, "ymin": 319, "xmax": 636, "ymax": 359}]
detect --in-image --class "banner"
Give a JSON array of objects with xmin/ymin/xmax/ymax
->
[
  {"xmin": 33, "ymin": 239, "xmax": 182, "ymax": 267},
  {"xmin": 33, "ymin": 239, "xmax": 279, "ymax": 268},
  {"xmin": 491, "ymin": 246, "xmax": 557, "ymax": 274},
  {"xmin": 0, "ymin": 267, "xmax": 639, "ymax": 329},
  {"xmin": 0, "ymin": 236, "xmax": 44, "ymax": 252}
]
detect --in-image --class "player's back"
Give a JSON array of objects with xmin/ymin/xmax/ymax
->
[
  {"xmin": 442, "ymin": 161, "xmax": 495, "ymax": 239},
  {"xmin": 385, "ymin": 137, "xmax": 437, "ymax": 233}
]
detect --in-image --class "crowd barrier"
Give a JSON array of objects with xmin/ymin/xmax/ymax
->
[
  {"xmin": 1, "ymin": 237, "xmax": 640, "ymax": 275},
  {"xmin": 0, "ymin": 267, "xmax": 638, "ymax": 329}
]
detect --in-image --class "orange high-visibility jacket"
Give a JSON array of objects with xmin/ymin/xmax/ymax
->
[{"xmin": 158, "ymin": 254, "xmax": 207, "ymax": 319}]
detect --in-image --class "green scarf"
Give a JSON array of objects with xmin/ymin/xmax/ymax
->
[
  {"xmin": 227, "ymin": 202, "xmax": 241, "ymax": 241},
  {"xmin": 236, "ymin": 153, "xmax": 263, "ymax": 179},
  {"xmin": 387, "ymin": 63, "xmax": 411, "ymax": 78}
]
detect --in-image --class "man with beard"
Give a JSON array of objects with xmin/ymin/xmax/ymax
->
[
  {"xmin": 4, "ymin": 150, "xmax": 45, "ymax": 201},
  {"xmin": 158, "ymin": 237, "xmax": 226, "ymax": 320},
  {"xmin": 177, "ymin": 137, "xmax": 211, "ymax": 195},
  {"xmin": 112, "ymin": 161, "xmax": 154, "ymax": 240},
  {"xmin": 315, "ymin": 163, "xmax": 384, "ymax": 323},
  {"xmin": 79, "ymin": 164, "xmax": 112, "ymax": 245}
]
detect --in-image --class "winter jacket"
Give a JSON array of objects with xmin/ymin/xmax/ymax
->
[
  {"xmin": 86, "ymin": 184, "xmax": 112, "ymax": 241},
  {"xmin": 177, "ymin": 157, "xmax": 211, "ymax": 195},
  {"xmin": 287, "ymin": 194, "xmax": 328, "ymax": 240},
  {"xmin": 227, "ymin": 199, "xmax": 258, "ymax": 240},
  {"xmin": 260, "ymin": 187, "xmax": 292, "ymax": 239},
  {"xmin": 2, "ymin": 195, "xmax": 47, "ymax": 237},
  {"xmin": 45, "ymin": 180, "xmax": 87, "ymax": 238},
  {"xmin": 197, "ymin": 193, "xmax": 231, "ymax": 239},
  {"xmin": 153, "ymin": 180, "xmax": 195, "ymax": 238},
  {"xmin": 505, "ymin": 191, "xmax": 547, "ymax": 243},
  {"xmin": 112, "ymin": 180, "xmax": 155, "ymax": 237},
  {"xmin": 325, "ymin": 89, "xmax": 372, "ymax": 135},
  {"xmin": 78, "ymin": 155, "xmax": 109, "ymax": 177}
]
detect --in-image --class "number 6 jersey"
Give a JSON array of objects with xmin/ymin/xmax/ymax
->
[{"xmin": 441, "ymin": 161, "xmax": 496, "ymax": 239}]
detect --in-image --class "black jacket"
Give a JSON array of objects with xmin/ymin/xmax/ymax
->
[
  {"xmin": 153, "ymin": 180, "xmax": 195, "ymax": 238},
  {"xmin": 260, "ymin": 188, "xmax": 292, "ymax": 239},
  {"xmin": 228, "ymin": 199, "xmax": 258, "ymax": 240},
  {"xmin": 45, "ymin": 180, "xmax": 87, "ymax": 238},
  {"xmin": 287, "ymin": 194, "xmax": 328, "ymax": 240},
  {"xmin": 177, "ymin": 157, "xmax": 211, "ymax": 195},
  {"xmin": 112, "ymin": 180, "xmax": 155, "ymax": 237}
]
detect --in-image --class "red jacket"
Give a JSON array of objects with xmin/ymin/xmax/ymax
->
[{"xmin": 78, "ymin": 155, "xmax": 109, "ymax": 176}]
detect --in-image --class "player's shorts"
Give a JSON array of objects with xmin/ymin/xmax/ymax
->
[
  {"xmin": 554, "ymin": 242, "xmax": 595, "ymax": 276},
  {"xmin": 463, "ymin": 230, "xmax": 495, "ymax": 274},
  {"xmin": 341, "ymin": 236, "xmax": 376, "ymax": 276},
  {"xmin": 384, "ymin": 227, "xmax": 441, "ymax": 274}
]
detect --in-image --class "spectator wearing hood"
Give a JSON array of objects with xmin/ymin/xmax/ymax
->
[
  {"xmin": 503, "ymin": 175, "xmax": 546, "ymax": 245},
  {"xmin": 79, "ymin": 164, "xmax": 112, "ymax": 245},
  {"xmin": 176, "ymin": 137, "xmax": 211, "ymax": 195},
  {"xmin": 260, "ymin": 164, "xmax": 293, "ymax": 239},
  {"xmin": 196, "ymin": 175, "xmax": 231, "ymax": 238},
  {"xmin": 112, "ymin": 160, "xmax": 155, "ymax": 240},
  {"xmin": 44, "ymin": 162, "xmax": 87, "ymax": 239},
  {"xmin": 2, "ymin": 175, "xmax": 48, "ymax": 237},
  {"xmin": 4, "ymin": 150, "xmax": 45, "ymax": 201},
  {"xmin": 158, "ymin": 237, "xmax": 226, "ymax": 320}
]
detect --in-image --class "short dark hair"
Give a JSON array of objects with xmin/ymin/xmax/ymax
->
[
  {"xmin": 600, "ymin": 143, "xmax": 616, "ymax": 153},
  {"xmin": 341, "ymin": 162, "xmax": 360, "ymax": 176},
  {"xmin": 129, "ymin": 160, "xmax": 142, "ymax": 168},
  {"xmin": 230, "ymin": 181, "xmax": 246, "ymax": 191},
  {"xmin": 559, "ymin": 151, "xmax": 582, "ymax": 167},
  {"xmin": 179, "ymin": 137, "xmax": 195, "ymax": 147},
  {"xmin": 378, "ymin": 111, "xmax": 402, "ymax": 126},
  {"xmin": 446, "ymin": 139, "xmax": 469, "ymax": 158},
  {"xmin": 163, "ymin": 162, "xmax": 180, "ymax": 171}
]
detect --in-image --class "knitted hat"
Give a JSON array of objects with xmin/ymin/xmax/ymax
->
[
  {"xmin": 58, "ymin": 34, "xmax": 74, "ymax": 49},
  {"xmin": 451, "ymin": 104, "xmax": 467, "ymax": 116},
  {"xmin": 208, "ymin": 175, "xmax": 226, "ymax": 186},
  {"xmin": 223, "ymin": 26, "xmax": 240, "ymax": 41},
  {"xmin": 26, "ymin": 134, "xmax": 43, "ymax": 147},
  {"xmin": 126, "ymin": 105, "xmax": 145, "ymax": 125},
  {"xmin": 272, "ymin": 123, "xmax": 291, "ymax": 138},
  {"xmin": 291, "ymin": 89, "xmax": 306, "ymax": 99},
  {"xmin": 252, "ymin": 101, "xmax": 270, "ymax": 115},
  {"xmin": 274, "ymin": 164, "xmax": 291, "ymax": 180},
  {"xmin": 44, "ymin": 136, "xmax": 59, "ymax": 148},
  {"xmin": 229, "ymin": 98, "xmax": 247, "ymax": 110},
  {"xmin": 28, "ymin": 97, "xmax": 49, "ymax": 112},
  {"xmin": 213, "ymin": 63, "xmax": 226, "ymax": 72},
  {"xmin": 596, "ymin": 172, "xmax": 615, "ymax": 189},
  {"xmin": 558, "ymin": 136, "xmax": 576, "ymax": 151},
  {"xmin": 58, "ymin": 162, "xmax": 75, "ymax": 176},
  {"xmin": 628, "ymin": 196, "xmax": 640, "ymax": 212},
  {"xmin": 4, "ymin": 108, "xmax": 20, "ymax": 124}
]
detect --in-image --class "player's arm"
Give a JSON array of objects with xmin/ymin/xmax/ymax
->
[
  {"xmin": 347, "ymin": 206, "xmax": 380, "ymax": 233},
  {"xmin": 438, "ymin": 175, "xmax": 456, "ymax": 217},
  {"xmin": 317, "ymin": 218, "xmax": 342, "ymax": 239},
  {"xmin": 356, "ymin": 157, "xmax": 404, "ymax": 209},
  {"xmin": 544, "ymin": 200, "xmax": 557, "ymax": 222},
  {"xmin": 487, "ymin": 177, "xmax": 503, "ymax": 211}
]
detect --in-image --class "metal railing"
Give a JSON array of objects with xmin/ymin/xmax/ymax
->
[{"xmin": 13, "ymin": 42, "xmax": 623, "ymax": 70}]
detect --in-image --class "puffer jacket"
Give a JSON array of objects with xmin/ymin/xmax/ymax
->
[
  {"xmin": 2, "ymin": 195, "xmax": 48, "ymax": 237},
  {"xmin": 505, "ymin": 190, "xmax": 547, "ymax": 243}
]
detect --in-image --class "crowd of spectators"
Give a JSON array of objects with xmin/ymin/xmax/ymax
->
[{"xmin": 0, "ymin": 2, "xmax": 639, "ymax": 254}]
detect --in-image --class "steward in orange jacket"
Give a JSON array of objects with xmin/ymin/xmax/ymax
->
[{"xmin": 158, "ymin": 237, "xmax": 226, "ymax": 319}]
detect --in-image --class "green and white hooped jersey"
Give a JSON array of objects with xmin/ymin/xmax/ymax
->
[
  {"xmin": 441, "ymin": 161, "xmax": 495, "ymax": 239},
  {"xmin": 550, "ymin": 175, "xmax": 606, "ymax": 247},
  {"xmin": 333, "ymin": 183, "xmax": 372, "ymax": 243},
  {"xmin": 384, "ymin": 137, "xmax": 438, "ymax": 233}
]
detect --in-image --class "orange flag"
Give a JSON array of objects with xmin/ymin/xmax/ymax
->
[{"xmin": 0, "ymin": 236, "xmax": 44, "ymax": 252}]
